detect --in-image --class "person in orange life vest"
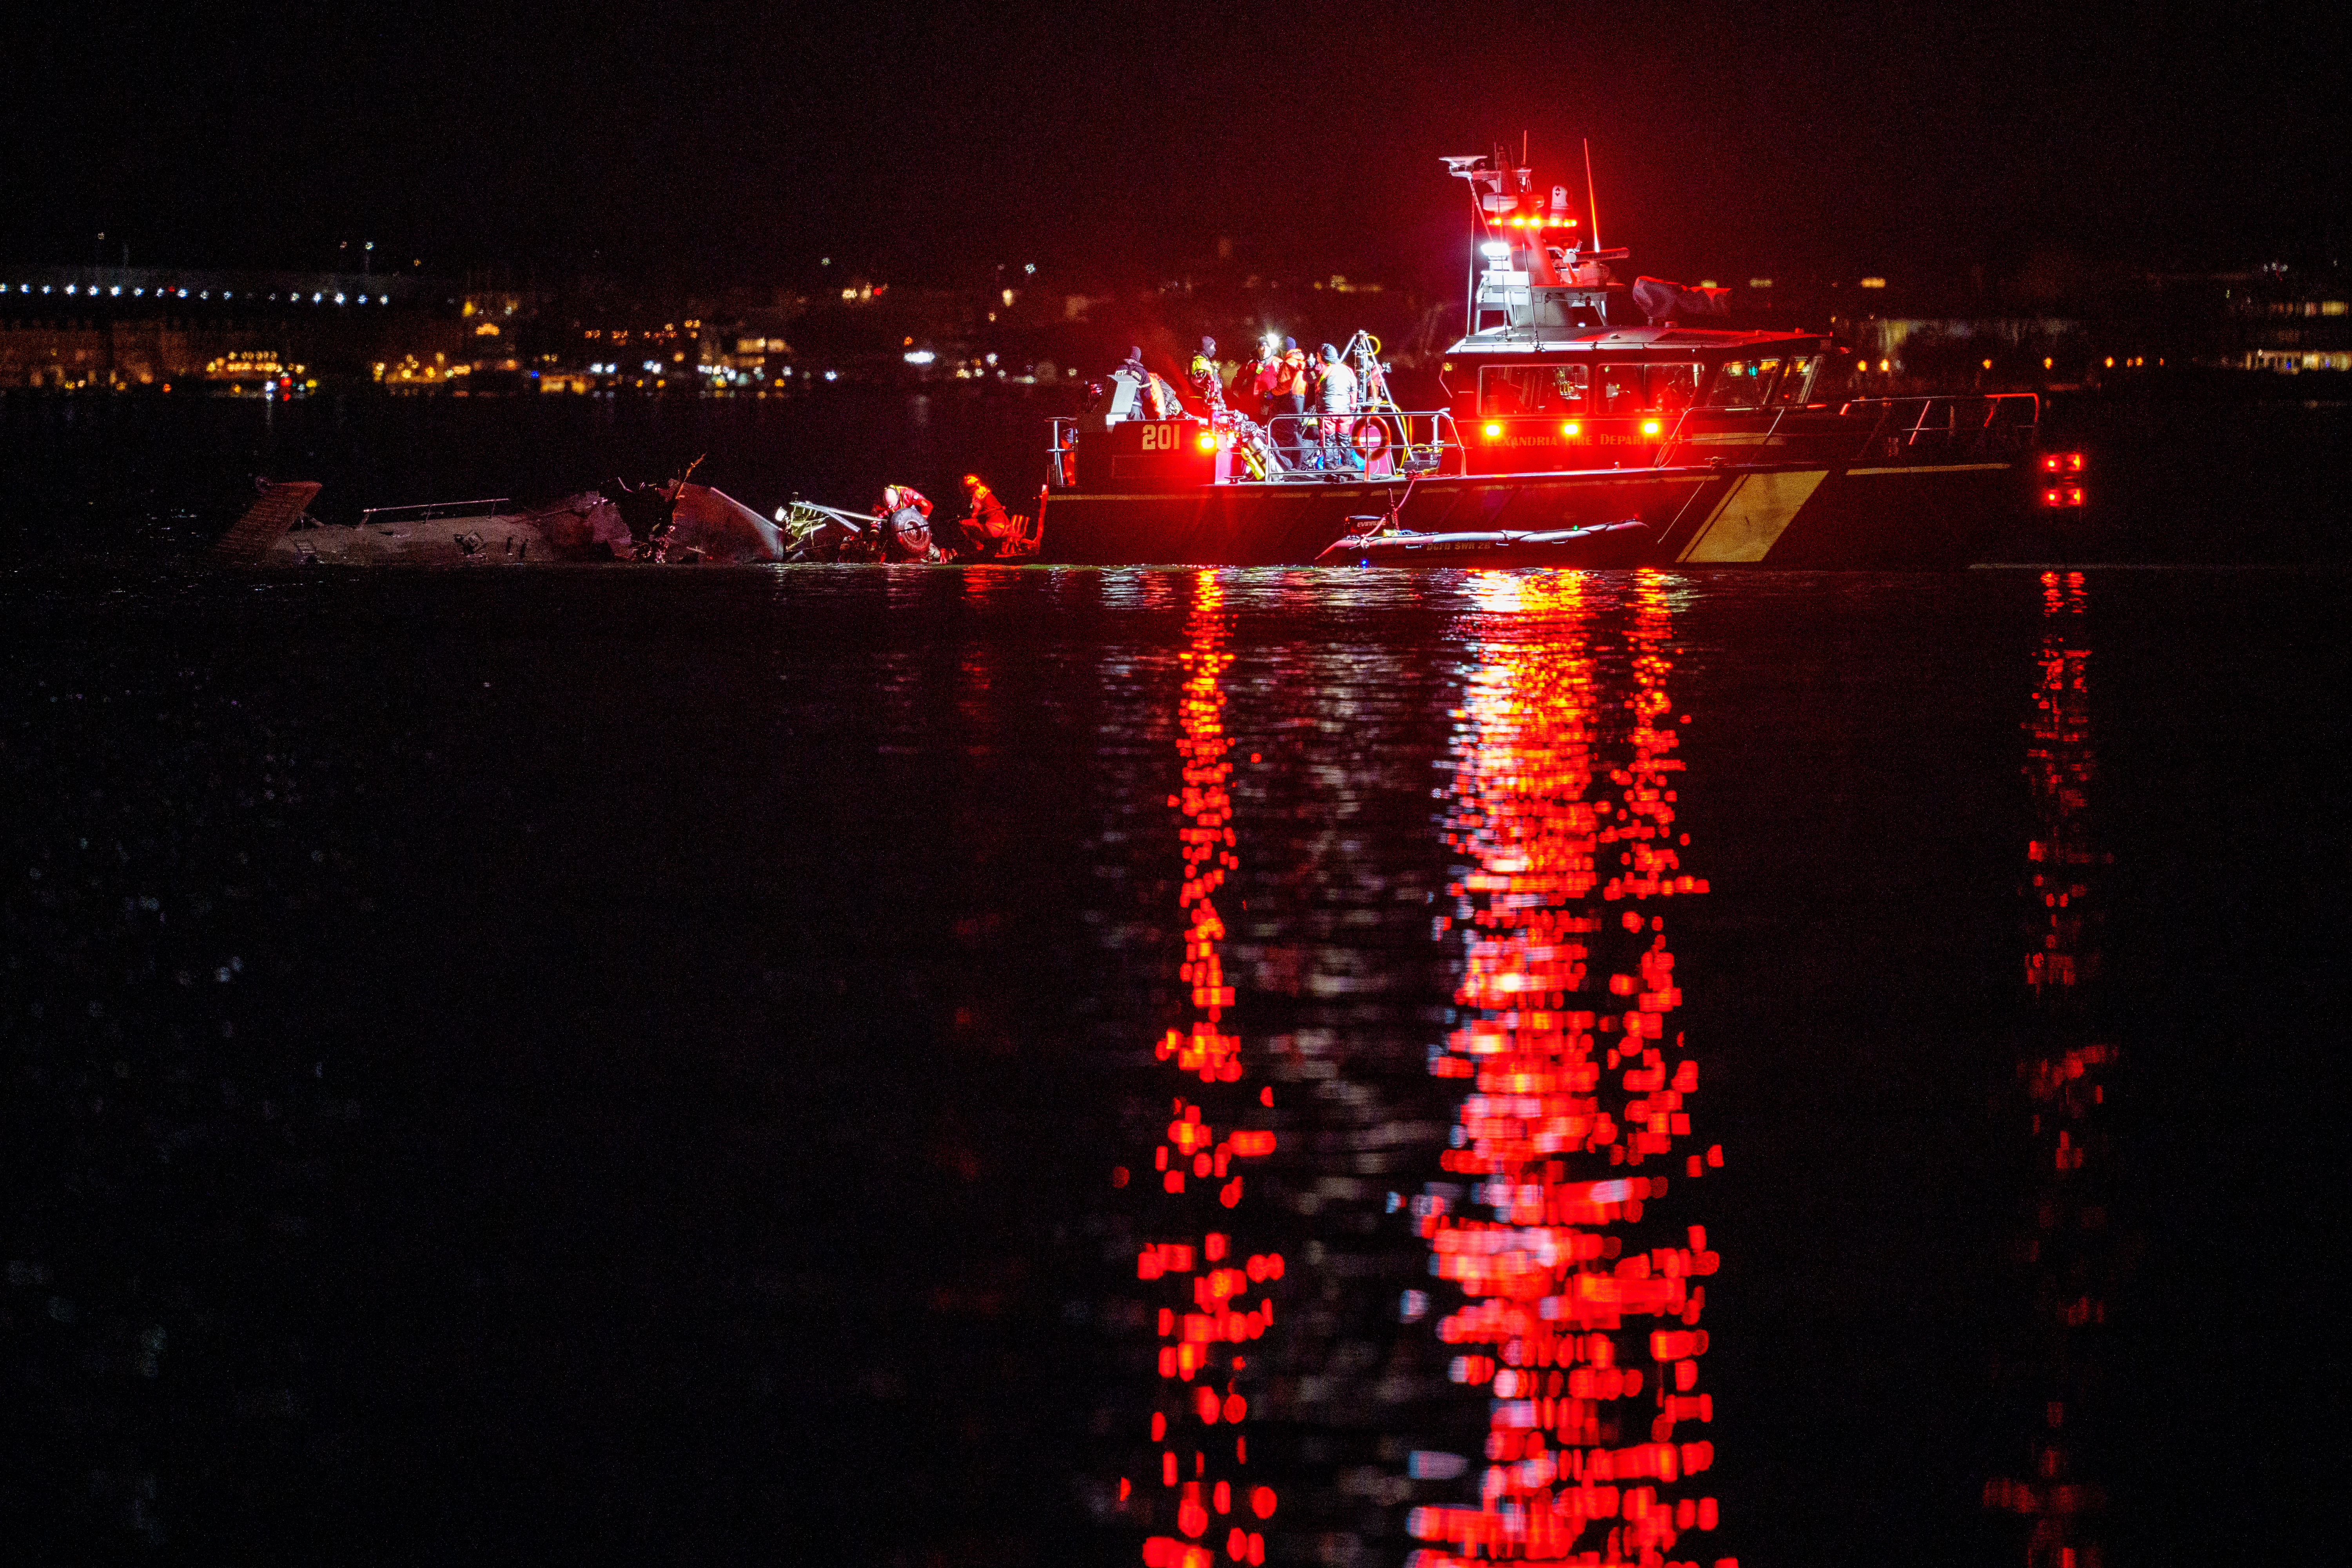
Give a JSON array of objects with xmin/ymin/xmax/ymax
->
[
  {"xmin": 1268, "ymin": 336, "xmax": 1310, "ymax": 461},
  {"xmin": 1116, "ymin": 346, "xmax": 1183, "ymax": 421},
  {"xmin": 957, "ymin": 474, "xmax": 1012, "ymax": 557}
]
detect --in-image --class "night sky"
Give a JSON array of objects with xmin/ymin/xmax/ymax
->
[{"xmin": 5, "ymin": 1, "xmax": 2345, "ymax": 291}]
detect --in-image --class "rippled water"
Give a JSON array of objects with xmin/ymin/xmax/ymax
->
[{"xmin": 3, "ymin": 564, "xmax": 2342, "ymax": 1564}]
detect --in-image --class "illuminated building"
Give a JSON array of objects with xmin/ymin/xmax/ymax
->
[
  {"xmin": 1406, "ymin": 572, "xmax": 1722, "ymax": 1567},
  {"xmin": 1131, "ymin": 573, "xmax": 1281, "ymax": 1568}
]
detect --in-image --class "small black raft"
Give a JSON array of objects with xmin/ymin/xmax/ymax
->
[{"xmin": 1313, "ymin": 517, "xmax": 1651, "ymax": 568}]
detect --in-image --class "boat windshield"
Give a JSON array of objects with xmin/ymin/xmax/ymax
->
[
  {"xmin": 1479, "ymin": 361, "xmax": 1706, "ymax": 416},
  {"xmin": 1773, "ymin": 355, "xmax": 1821, "ymax": 406},
  {"xmin": 1703, "ymin": 359, "xmax": 1788, "ymax": 409},
  {"xmin": 1595, "ymin": 363, "xmax": 1699, "ymax": 415}
]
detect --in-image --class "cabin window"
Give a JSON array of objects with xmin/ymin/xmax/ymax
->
[
  {"xmin": 1771, "ymin": 356, "xmax": 1821, "ymax": 406},
  {"xmin": 1703, "ymin": 359, "xmax": 1786, "ymax": 409},
  {"xmin": 1479, "ymin": 364, "xmax": 1588, "ymax": 416},
  {"xmin": 1648, "ymin": 364, "xmax": 1699, "ymax": 412},
  {"xmin": 1595, "ymin": 363, "xmax": 1698, "ymax": 414}
]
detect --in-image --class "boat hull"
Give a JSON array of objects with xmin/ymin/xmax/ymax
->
[{"xmin": 1038, "ymin": 459, "xmax": 2029, "ymax": 569}]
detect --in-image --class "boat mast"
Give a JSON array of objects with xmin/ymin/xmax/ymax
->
[
  {"xmin": 1465, "ymin": 189, "xmax": 1483, "ymax": 338},
  {"xmin": 1583, "ymin": 138, "xmax": 1602, "ymax": 254}
]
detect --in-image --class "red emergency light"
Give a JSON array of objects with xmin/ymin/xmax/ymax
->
[
  {"xmin": 2040, "ymin": 485, "xmax": 2086, "ymax": 508},
  {"xmin": 1483, "ymin": 421, "xmax": 1503, "ymax": 440},
  {"xmin": 2039, "ymin": 452, "xmax": 2086, "ymax": 473}
]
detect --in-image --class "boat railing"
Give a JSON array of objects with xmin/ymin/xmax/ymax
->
[
  {"xmin": 1259, "ymin": 409, "xmax": 1460, "ymax": 479},
  {"xmin": 1657, "ymin": 393, "xmax": 2039, "ymax": 470},
  {"xmin": 1048, "ymin": 410, "xmax": 1463, "ymax": 486},
  {"xmin": 359, "ymin": 497, "xmax": 513, "ymax": 526},
  {"xmin": 1830, "ymin": 393, "xmax": 2042, "ymax": 466}
]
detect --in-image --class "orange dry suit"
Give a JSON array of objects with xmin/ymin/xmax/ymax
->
[
  {"xmin": 876, "ymin": 484, "xmax": 931, "ymax": 519},
  {"xmin": 1140, "ymin": 371, "xmax": 1184, "ymax": 420},
  {"xmin": 960, "ymin": 477, "xmax": 1011, "ymax": 553},
  {"xmin": 1278, "ymin": 348, "xmax": 1311, "ymax": 398}
]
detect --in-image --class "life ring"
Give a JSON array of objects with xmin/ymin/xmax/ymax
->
[{"xmin": 1350, "ymin": 417, "xmax": 1391, "ymax": 460}]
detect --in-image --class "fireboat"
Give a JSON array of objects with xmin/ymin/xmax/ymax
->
[{"xmin": 1034, "ymin": 149, "xmax": 2046, "ymax": 568}]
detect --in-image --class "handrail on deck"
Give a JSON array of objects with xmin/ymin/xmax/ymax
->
[
  {"xmin": 1048, "ymin": 409, "xmax": 1463, "ymax": 486},
  {"xmin": 1832, "ymin": 392, "xmax": 2039, "ymax": 464},
  {"xmin": 1651, "ymin": 392, "xmax": 2039, "ymax": 470}
]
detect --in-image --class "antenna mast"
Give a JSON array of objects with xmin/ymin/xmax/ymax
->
[{"xmin": 1583, "ymin": 138, "xmax": 1602, "ymax": 253}]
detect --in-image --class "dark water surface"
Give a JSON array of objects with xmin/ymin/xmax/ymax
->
[{"xmin": 4, "ymin": 564, "xmax": 2345, "ymax": 1564}]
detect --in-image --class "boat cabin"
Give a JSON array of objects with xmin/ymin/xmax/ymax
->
[{"xmin": 1439, "ymin": 323, "xmax": 1829, "ymax": 473}]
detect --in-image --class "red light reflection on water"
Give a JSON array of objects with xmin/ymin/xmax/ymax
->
[
  {"xmin": 1986, "ymin": 570, "xmax": 2116, "ymax": 1566},
  {"xmin": 1408, "ymin": 572, "xmax": 1723, "ymax": 1568},
  {"xmin": 1134, "ymin": 573, "xmax": 1278, "ymax": 1568}
]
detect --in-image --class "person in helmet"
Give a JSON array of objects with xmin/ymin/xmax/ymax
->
[{"xmin": 957, "ymin": 473, "xmax": 1013, "ymax": 558}]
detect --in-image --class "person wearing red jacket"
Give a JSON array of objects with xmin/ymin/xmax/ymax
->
[
  {"xmin": 1267, "ymin": 337, "xmax": 1310, "ymax": 463},
  {"xmin": 1232, "ymin": 344, "xmax": 1270, "ymax": 422},
  {"xmin": 956, "ymin": 474, "xmax": 1012, "ymax": 558}
]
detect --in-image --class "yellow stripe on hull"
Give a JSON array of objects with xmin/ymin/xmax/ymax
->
[{"xmin": 1676, "ymin": 470, "xmax": 1829, "ymax": 563}]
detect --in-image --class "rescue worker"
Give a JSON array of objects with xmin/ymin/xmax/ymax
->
[
  {"xmin": 1232, "ymin": 342, "xmax": 1270, "ymax": 422},
  {"xmin": 1268, "ymin": 336, "xmax": 1310, "ymax": 464},
  {"xmin": 1316, "ymin": 342, "xmax": 1360, "ymax": 468},
  {"xmin": 1115, "ymin": 346, "xmax": 1183, "ymax": 421},
  {"xmin": 1187, "ymin": 336, "xmax": 1225, "ymax": 410},
  {"xmin": 957, "ymin": 473, "xmax": 1012, "ymax": 558}
]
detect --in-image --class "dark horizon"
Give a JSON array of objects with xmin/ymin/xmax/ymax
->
[{"xmin": 5, "ymin": 2, "xmax": 2345, "ymax": 294}]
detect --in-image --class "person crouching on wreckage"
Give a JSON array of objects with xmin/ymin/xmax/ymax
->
[{"xmin": 956, "ymin": 474, "xmax": 1015, "ymax": 559}]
